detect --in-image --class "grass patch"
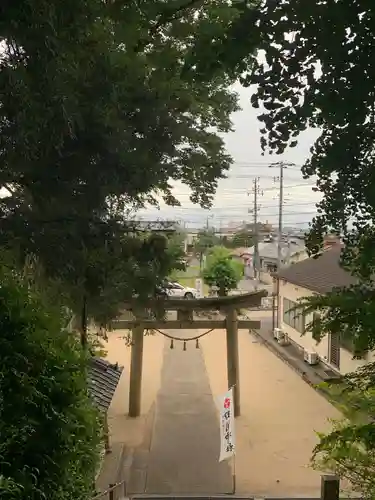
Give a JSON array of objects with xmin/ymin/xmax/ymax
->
[{"xmin": 170, "ymin": 267, "xmax": 209, "ymax": 295}]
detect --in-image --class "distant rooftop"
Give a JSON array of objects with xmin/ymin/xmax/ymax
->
[
  {"xmin": 277, "ymin": 245, "xmax": 355, "ymax": 294},
  {"xmin": 88, "ymin": 357, "xmax": 123, "ymax": 413},
  {"xmin": 248, "ymin": 239, "xmax": 306, "ymax": 260}
]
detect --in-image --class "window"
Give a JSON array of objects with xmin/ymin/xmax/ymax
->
[
  {"xmin": 282, "ymin": 298, "xmax": 305, "ymax": 333},
  {"xmin": 329, "ymin": 333, "xmax": 340, "ymax": 368},
  {"xmin": 312, "ymin": 312, "xmax": 321, "ymax": 342}
]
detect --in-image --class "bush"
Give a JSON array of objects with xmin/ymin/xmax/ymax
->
[
  {"xmin": 203, "ymin": 246, "xmax": 244, "ymax": 295},
  {"xmin": 0, "ymin": 270, "xmax": 102, "ymax": 500}
]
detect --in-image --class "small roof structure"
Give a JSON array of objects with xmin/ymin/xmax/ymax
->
[
  {"xmin": 88, "ymin": 357, "xmax": 123, "ymax": 413},
  {"xmin": 277, "ymin": 246, "xmax": 356, "ymax": 294},
  {"xmin": 248, "ymin": 239, "xmax": 306, "ymax": 260}
]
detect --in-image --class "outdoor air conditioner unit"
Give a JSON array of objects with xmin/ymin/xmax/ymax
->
[
  {"xmin": 273, "ymin": 328, "xmax": 284, "ymax": 341},
  {"xmin": 273, "ymin": 328, "xmax": 290, "ymax": 346},
  {"xmin": 304, "ymin": 350, "xmax": 319, "ymax": 365},
  {"xmin": 279, "ymin": 332, "xmax": 290, "ymax": 346}
]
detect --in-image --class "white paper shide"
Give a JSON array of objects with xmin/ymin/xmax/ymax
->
[{"xmin": 217, "ymin": 387, "xmax": 235, "ymax": 462}]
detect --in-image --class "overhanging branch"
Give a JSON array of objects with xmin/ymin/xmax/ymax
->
[{"xmin": 134, "ymin": 0, "xmax": 207, "ymax": 51}]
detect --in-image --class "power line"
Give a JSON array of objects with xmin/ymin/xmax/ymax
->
[
  {"xmin": 160, "ymin": 207, "xmax": 317, "ymax": 216},
  {"xmin": 230, "ymin": 162, "xmax": 304, "ymax": 169}
]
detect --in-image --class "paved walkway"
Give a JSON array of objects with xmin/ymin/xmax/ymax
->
[{"xmin": 143, "ymin": 332, "xmax": 232, "ymax": 494}]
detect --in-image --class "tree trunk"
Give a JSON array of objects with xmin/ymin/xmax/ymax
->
[
  {"xmin": 80, "ymin": 295, "xmax": 88, "ymax": 348},
  {"xmin": 219, "ymin": 286, "xmax": 227, "ymax": 297}
]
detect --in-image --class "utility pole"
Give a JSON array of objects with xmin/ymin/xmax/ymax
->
[
  {"xmin": 251, "ymin": 177, "xmax": 262, "ymax": 288},
  {"xmin": 270, "ymin": 161, "xmax": 295, "ymax": 327},
  {"xmin": 277, "ymin": 164, "xmax": 284, "ymax": 271}
]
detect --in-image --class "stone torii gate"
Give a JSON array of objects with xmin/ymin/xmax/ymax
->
[{"xmin": 114, "ymin": 290, "xmax": 266, "ymax": 419}]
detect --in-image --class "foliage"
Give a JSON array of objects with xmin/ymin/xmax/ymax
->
[
  {"xmin": 230, "ymin": 230, "xmax": 254, "ymax": 249},
  {"xmin": 166, "ymin": 231, "xmax": 187, "ymax": 268},
  {"xmin": 203, "ymin": 246, "xmax": 243, "ymax": 295},
  {"xmin": 235, "ymin": 0, "xmax": 375, "ymax": 494},
  {"xmin": 0, "ymin": 268, "xmax": 101, "ymax": 500},
  {"xmin": 0, "ymin": 0, "xmax": 240, "ymax": 212},
  {"xmin": 193, "ymin": 228, "xmax": 221, "ymax": 264},
  {"xmin": 240, "ymin": 0, "xmax": 375, "ymax": 351},
  {"xmin": 0, "ymin": 0, "xmax": 253, "ymax": 332},
  {"xmin": 312, "ymin": 364, "xmax": 375, "ymax": 498}
]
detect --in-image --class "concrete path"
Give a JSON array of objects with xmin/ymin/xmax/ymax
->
[{"xmin": 145, "ymin": 332, "xmax": 232, "ymax": 494}]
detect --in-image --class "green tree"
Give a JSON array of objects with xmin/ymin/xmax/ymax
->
[
  {"xmin": 203, "ymin": 246, "xmax": 244, "ymax": 296},
  {"xmin": 231, "ymin": 0, "xmax": 375, "ymax": 494},
  {"xmin": 0, "ymin": 0, "xmax": 241, "ymax": 220},
  {"xmin": 312, "ymin": 364, "xmax": 375, "ymax": 498},
  {"xmin": 15, "ymin": 229, "xmax": 186, "ymax": 346},
  {"xmin": 231, "ymin": 230, "xmax": 254, "ymax": 249},
  {"xmin": 0, "ymin": 268, "xmax": 101, "ymax": 500},
  {"xmin": 0, "ymin": 0, "xmax": 248, "ymax": 329},
  {"xmin": 194, "ymin": 229, "xmax": 221, "ymax": 268}
]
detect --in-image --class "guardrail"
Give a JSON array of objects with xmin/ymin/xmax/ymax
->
[{"xmin": 92, "ymin": 480, "xmax": 127, "ymax": 500}]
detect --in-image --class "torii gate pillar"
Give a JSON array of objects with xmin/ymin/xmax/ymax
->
[{"xmin": 226, "ymin": 307, "xmax": 240, "ymax": 417}]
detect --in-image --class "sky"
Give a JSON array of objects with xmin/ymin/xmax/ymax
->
[{"xmin": 138, "ymin": 82, "xmax": 322, "ymax": 230}]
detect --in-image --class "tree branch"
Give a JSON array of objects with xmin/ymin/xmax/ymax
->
[
  {"xmin": 152, "ymin": 0, "xmax": 206, "ymax": 32},
  {"xmin": 134, "ymin": 0, "xmax": 207, "ymax": 52}
]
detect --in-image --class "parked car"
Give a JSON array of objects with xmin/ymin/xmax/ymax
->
[{"xmin": 156, "ymin": 281, "xmax": 198, "ymax": 299}]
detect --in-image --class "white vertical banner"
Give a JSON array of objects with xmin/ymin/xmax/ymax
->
[
  {"xmin": 195, "ymin": 278, "xmax": 203, "ymax": 298},
  {"xmin": 217, "ymin": 387, "xmax": 236, "ymax": 462}
]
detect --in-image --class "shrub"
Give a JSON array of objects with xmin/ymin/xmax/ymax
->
[
  {"xmin": 203, "ymin": 246, "xmax": 244, "ymax": 296},
  {"xmin": 0, "ymin": 270, "xmax": 102, "ymax": 500}
]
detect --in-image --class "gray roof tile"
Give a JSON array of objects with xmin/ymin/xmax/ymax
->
[
  {"xmin": 277, "ymin": 246, "xmax": 356, "ymax": 294},
  {"xmin": 88, "ymin": 357, "xmax": 123, "ymax": 412}
]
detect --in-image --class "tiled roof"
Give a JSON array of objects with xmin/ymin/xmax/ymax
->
[
  {"xmin": 277, "ymin": 246, "xmax": 356, "ymax": 294},
  {"xmin": 88, "ymin": 357, "xmax": 123, "ymax": 412}
]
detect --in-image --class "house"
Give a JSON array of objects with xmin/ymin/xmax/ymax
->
[
  {"xmin": 276, "ymin": 245, "xmax": 369, "ymax": 375},
  {"xmin": 230, "ymin": 247, "xmax": 252, "ymax": 263},
  {"xmin": 248, "ymin": 239, "xmax": 308, "ymax": 283}
]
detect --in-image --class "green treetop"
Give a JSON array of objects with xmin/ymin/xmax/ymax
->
[{"xmin": 203, "ymin": 246, "xmax": 244, "ymax": 296}]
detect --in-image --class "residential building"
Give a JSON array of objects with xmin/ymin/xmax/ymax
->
[
  {"xmin": 248, "ymin": 238, "xmax": 308, "ymax": 284},
  {"xmin": 277, "ymin": 245, "xmax": 369, "ymax": 375}
]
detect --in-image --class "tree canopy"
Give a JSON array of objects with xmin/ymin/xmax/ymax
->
[
  {"xmin": 203, "ymin": 246, "xmax": 243, "ymax": 296},
  {"xmin": 230, "ymin": 230, "xmax": 254, "ymax": 249},
  {"xmin": 230, "ymin": 1, "xmax": 375, "ymax": 494},
  {"xmin": 239, "ymin": 0, "xmax": 375, "ymax": 358},
  {"xmin": 0, "ymin": 0, "xmax": 241, "ymax": 216},
  {"xmin": 0, "ymin": 0, "xmax": 256, "ymax": 329}
]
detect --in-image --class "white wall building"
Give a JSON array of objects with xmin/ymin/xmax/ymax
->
[
  {"xmin": 277, "ymin": 245, "xmax": 371, "ymax": 375},
  {"xmin": 248, "ymin": 239, "xmax": 308, "ymax": 285}
]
